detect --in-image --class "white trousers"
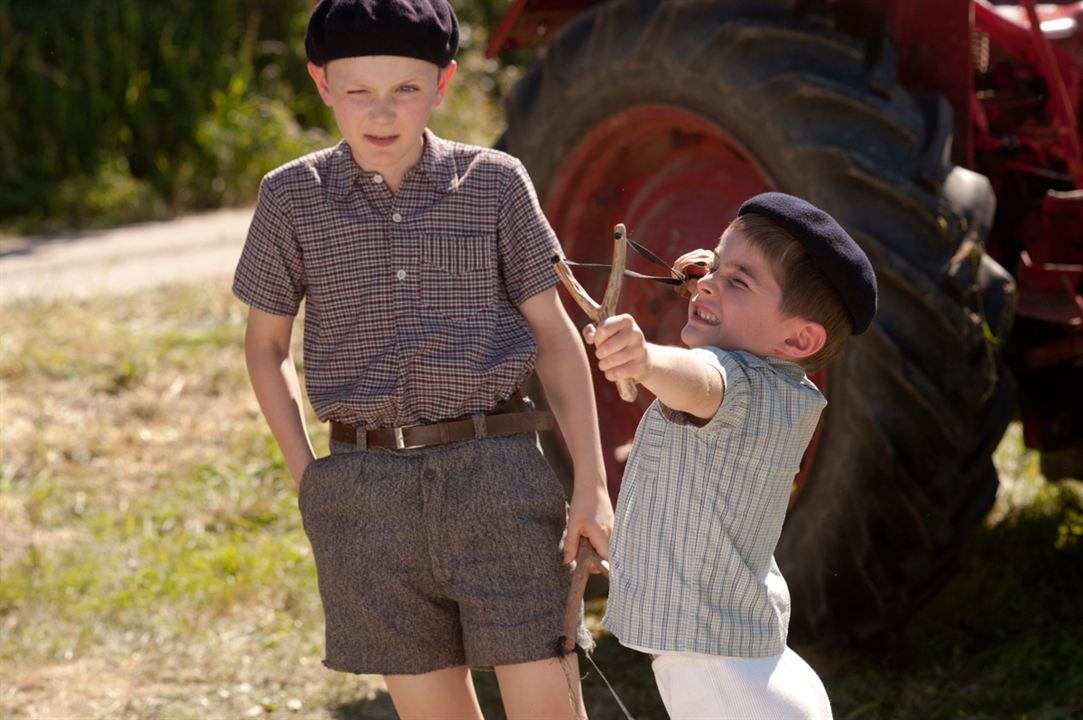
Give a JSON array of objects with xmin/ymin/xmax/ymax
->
[{"xmin": 651, "ymin": 647, "xmax": 833, "ymax": 719}]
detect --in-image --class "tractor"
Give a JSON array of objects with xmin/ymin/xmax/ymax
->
[{"xmin": 486, "ymin": 0, "xmax": 1083, "ymax": 641}]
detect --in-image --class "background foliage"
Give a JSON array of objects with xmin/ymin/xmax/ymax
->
[{"xmin": 0, "ymin": 0, "xmax": 518, "ymax": 233}]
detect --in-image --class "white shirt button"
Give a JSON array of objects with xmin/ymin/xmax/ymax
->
[
  {"xmin": 395, "ymin": 269, "xmax": 407, "ymax": 281},
  {"xmin": 391, "ymin": 212, "xmax": 402, "ymax": 223},
  {"xmin": 372, "ymin": 174, "xmax": 384, "ymax": 184}
]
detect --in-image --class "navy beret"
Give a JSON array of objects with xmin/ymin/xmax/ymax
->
[
  {"xmin": 738, "ymin": 192, "xmax": 877, "ymax": 334},
  {"xmin": 306, "ymin": 0, "xmax": 459, "ymax": 68}
]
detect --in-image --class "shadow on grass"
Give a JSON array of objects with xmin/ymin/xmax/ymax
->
[
  {"xmin": 579, "ymin": 634, "xmax": 665, "ymax": 719},
  {"xmin": 324, "ymin": 636, "xmax": 661, "ymax": 720},
  {"xmin": 332, "ymin": 694, "xmax": 397, "ymax": 720},
  {"xmin": 470, "ymin": 634, "xmax": 662, "ymax": 720},
  {"xmin": 823, "ymin": 482, "xmax": 1083, "ymax": 720}
]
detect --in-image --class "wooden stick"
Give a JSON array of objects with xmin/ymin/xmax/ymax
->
[
  {"xmin": 600, "ymin": 224, "xmax": 628, "ymax": 318},
  {"xmin": 561, "ymin": 537, "xmax": 609, "ymax": 653},
  {"xmin": 553, "ymin": 258, "xmax": 602, "ymax": 318}
]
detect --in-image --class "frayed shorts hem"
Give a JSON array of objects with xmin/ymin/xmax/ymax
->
[{"xmin": 321, "ymin": 643, "xmax": 568, "ymax": 677}]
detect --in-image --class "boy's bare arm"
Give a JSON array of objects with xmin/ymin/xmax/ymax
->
[
  {"xmin": 519, "ymin": 288, "xmax": 613, "ymax": 563},
  {"xmin": 587, "ymin": 314, "xmax": 724, "ymax": 420},
  {"xmin": 244, "ymin": 308, "xmax": 315, "ymax": 487}
]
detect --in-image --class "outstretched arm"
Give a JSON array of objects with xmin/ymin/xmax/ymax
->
[
  {"xmin": 585, "ymin": 314, "xmax": 724, "ymax": 420},
  {"xmin": 244, "ymin": 307, "xmax": 314, "ymax": 487},
  {"xmin": 519, "ymin": 287, "xmax": 613, "ymax": 564}
]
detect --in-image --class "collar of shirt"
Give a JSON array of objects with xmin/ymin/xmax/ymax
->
[
  {"xmin": 325, "ymin": 129, "xmax": 459, "ymax": 201},
  {"xmin": 719, "ymin": 349, "xmax": 810, "ymax": 383}
]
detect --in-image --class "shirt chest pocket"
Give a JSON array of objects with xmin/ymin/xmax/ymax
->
[{"xmin": 420, "ymin": 235, "xmax": 498, "ymax": 323}]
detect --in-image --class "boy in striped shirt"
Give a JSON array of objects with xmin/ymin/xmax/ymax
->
[{"xmin": 585, "ymin": 193, "xmax": 876, "ymax": 719}]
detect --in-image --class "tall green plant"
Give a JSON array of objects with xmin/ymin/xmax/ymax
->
[
  {"xmin": 0, "ymin": 0, "xmax": 330, "ymax": 229},
  {"xmin": 0, "ymin": 0, "xmax": 521, "ymax": 232}
]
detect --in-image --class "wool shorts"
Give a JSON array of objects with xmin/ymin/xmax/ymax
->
[{"xmin": 298, "ymin": 432, "xmax": 576, "ymax": 676}]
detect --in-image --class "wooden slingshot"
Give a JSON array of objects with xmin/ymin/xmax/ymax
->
[{"xmin": 552, "ymin": 223, "xmax": 638, "ymax": 403}]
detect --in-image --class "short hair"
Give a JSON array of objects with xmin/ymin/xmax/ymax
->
[{"xmin": 726, "ymin": 213, "xmax": 853, "ymax": 370}]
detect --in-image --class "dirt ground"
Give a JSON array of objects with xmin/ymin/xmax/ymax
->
[{"xmin": 0, "ymin": 208, "xmax": 252, "ymax": 304}]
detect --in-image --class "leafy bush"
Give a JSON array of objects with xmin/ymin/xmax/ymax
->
[
  {"xmin": 0, "ymin": 0, "xmax": 523, "ymax": 233},
  {"xmin": 0, "ymin": 0, "xmax": 330, "ymax": 231}
]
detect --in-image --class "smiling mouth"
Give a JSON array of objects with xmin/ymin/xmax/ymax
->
[{"xmin": 692, "ymin": 304, "xmax": 720, "ymax": 325}]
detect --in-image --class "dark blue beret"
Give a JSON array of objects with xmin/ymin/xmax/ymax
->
[
  {"xmin": 738, "ymin": 192, "xmax": 877, "ymax": 334},
  {"xmin": 306, "ymin": 0, "xmax": 459, "ymax": 68}
]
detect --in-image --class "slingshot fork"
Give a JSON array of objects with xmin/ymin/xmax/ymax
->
[{"xmin": 552, "ymin": 223, "xmax": 639, "ymax": 402}]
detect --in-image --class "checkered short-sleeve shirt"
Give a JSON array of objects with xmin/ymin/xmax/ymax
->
[
  {"xmin": 602, "ymin": 348, "xmax": 827, "ymax": 658},
  {"xmin": 233, "ymin": 130, "xmax": 561, "ymax": 427}
]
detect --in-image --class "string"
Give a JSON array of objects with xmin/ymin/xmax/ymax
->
[
  {"xmin": 561, "ymin": 234, "xmax": 689, "ymax": 286},
  {"xmin": 584, "ymin": 649, "xmax": 636, "ymax": 720},
  {"xmin": 562, "ymin": 259, "xmax": 683, "ymax": 285}
]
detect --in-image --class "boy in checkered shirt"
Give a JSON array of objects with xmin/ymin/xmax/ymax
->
[
  {"xmin": 233, "ymin": 1, "xmax": 611, "ymax": 716},
  {"xmin": 584, "ymin": 193, "xmax": 877, "ymax": 719}
]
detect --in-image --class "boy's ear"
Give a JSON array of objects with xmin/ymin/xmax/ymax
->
[
  {"xmin": 776, "ymin": 319, "xmax": 827, "ymax": 361},
  {"xmin": 307, "ymin": 62, "xmax": 333, "ymax": 106},
  {"xmin": 434, "ymin": 60, "xmax": 457, "ymax": 105}
]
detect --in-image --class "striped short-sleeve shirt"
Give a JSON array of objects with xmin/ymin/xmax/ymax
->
[
  {"xmin": 233, "ymin": 130, "xmax": 561, "ymax": 427},
  {"xmin": 603, "ymin": 347, "xmax": 826, "ymax": 658}
]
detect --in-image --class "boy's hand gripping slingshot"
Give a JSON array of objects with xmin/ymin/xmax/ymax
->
[
  {"xmin": 552, "ymin": 224, "xmax": 639, "ymax": 402},
  {"xmin": 553, "ymin": 228, "xmax": 713, "ymax": 402}
]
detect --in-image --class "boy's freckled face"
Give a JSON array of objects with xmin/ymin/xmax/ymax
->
[
  {"xmin": 680, "ymin": 228, "xmax": 792, "ymax": 356},
  {"xmin": 310, "ymin": 55, "xmax": 453, "ymax": 186}
]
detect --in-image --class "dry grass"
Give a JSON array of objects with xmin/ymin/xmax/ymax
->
[
  {"xmin": 0, "ymin": 281, "xmax": 378, "ymax": 719},
  {"xmin": 1, "ymin": 279, "xmax": 1080, "ymax": 719}
]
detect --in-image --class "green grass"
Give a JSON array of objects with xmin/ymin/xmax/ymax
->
[
  {"xmin": 826, "ymin": 457, "xmax": 1083, "ymax": 720},
  {"xmin": 1, "ymin": 280, "xmax": 1081, "ymax": 719}
]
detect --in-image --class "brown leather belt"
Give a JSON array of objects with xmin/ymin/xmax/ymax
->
[{"xmin": 330, "ymin": 396, "xmax": 554, "ymax": 450}]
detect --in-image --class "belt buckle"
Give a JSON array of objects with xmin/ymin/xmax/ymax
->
[{"xmin": 393, "ymin": 427, "xmax": 406, "ymax": 450}]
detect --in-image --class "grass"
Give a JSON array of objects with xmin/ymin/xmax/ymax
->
[
  {"xmin": 1, "ymin": 280, "xmax": 1081, "ymax": 719},
  {"xmin": 824, "ymin": 430, "xmax": 1083, "ymax": 720}
]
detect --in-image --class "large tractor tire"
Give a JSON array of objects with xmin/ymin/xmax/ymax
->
[{"xmin": 502, "ymin": 0, "xmax": 1017, "ymax": 640}]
